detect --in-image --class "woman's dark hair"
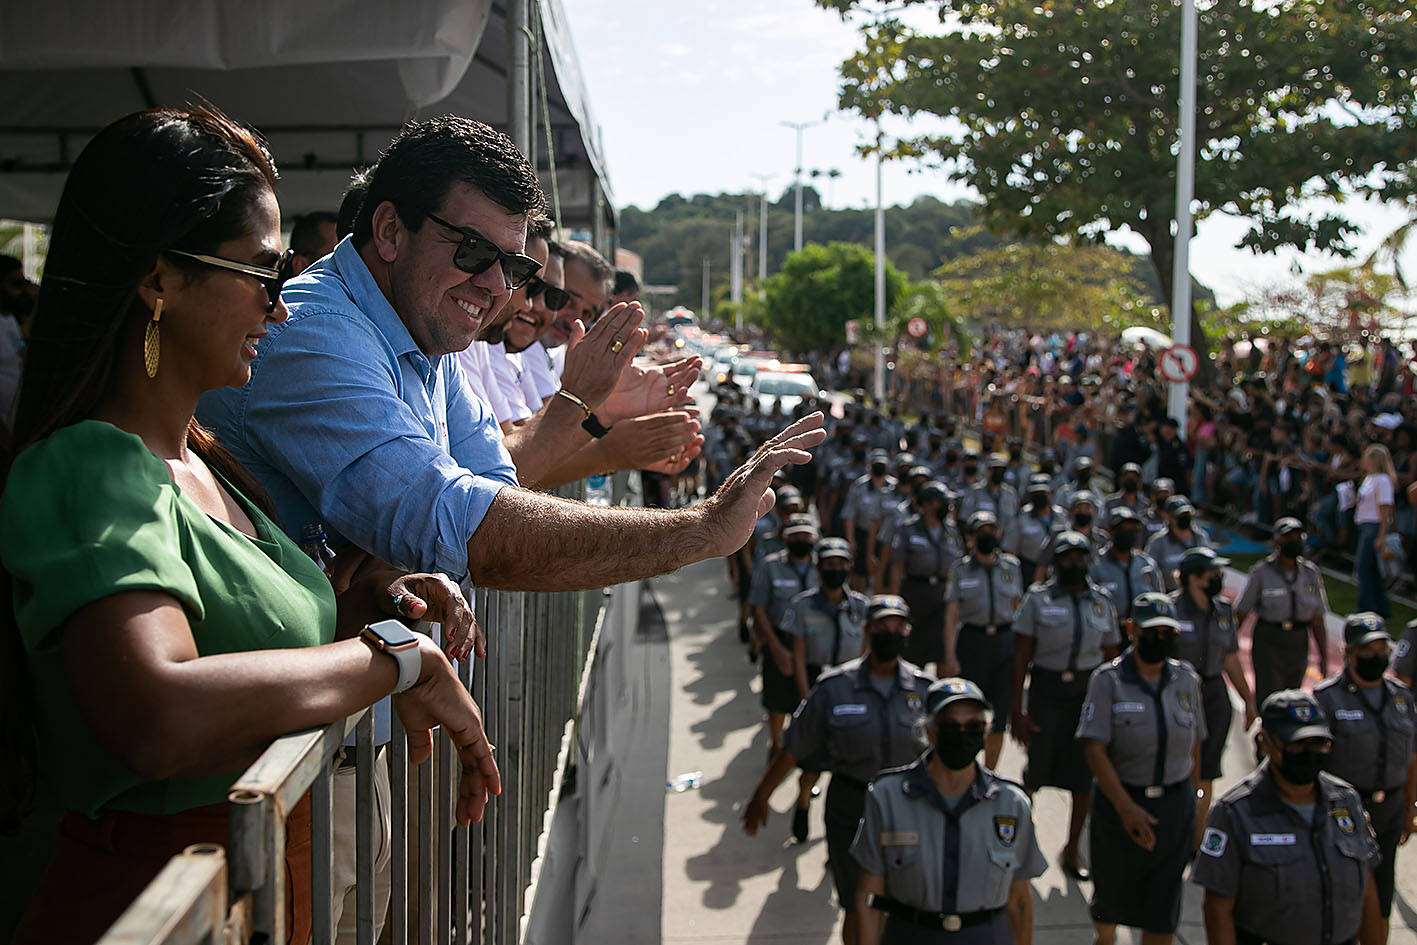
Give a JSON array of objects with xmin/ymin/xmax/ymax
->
[{"xmin": 2, "ymin": 105, "xmax": 279, "ymax": 830}]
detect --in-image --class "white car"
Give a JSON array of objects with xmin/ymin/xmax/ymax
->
[{"xmin": 751, "ymin": 367, "xmax": 819, "ymax": 414}]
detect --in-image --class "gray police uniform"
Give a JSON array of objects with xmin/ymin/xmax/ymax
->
[
  {"xmin": 1014, "ymin": 580, "xmax": 1121, "ymax": 793},
  {"xmin": 851, "ymin": 760, "xmax": 1046, "ymax": 944},
  {"xmin": 748, "ymin": 551, "xmax": 819, "ymax": 713},
  {"xmin": 1170, "ymin": 591, "xmax": 1240, "ymax": 780},
  {"xmin": 893, "ymin": 515, "xmax": 965, "ymax": 666},
  {"xmin": 843, "ymin": 475, "xmax": 900, "ymax": 575},
  {"xmin": 959, "ymin": 484, "xmax": 1020, "ymax": 533},
  {"xmin": 1078, "ymin": 656, "xmax": 1206, "ymax": 934},
  {"xmin": 783, "ymin": 658, "xmax": 936, "ymax": 911},
  {"xmin": 781, "ymin": 586, "xmax": 871, "ymax": 681},
  {"xmin": 1144, "ymin": 527, "xmax": 1212, "ymax": 593},
  {"xmin": 1002, "ymin": 506, "xmax": 1062, "ymax": 580},
  {"xmin": 1104, "ymin": 490, "xmax": 1151, "ymax": 520},
  {"xmin": 1089, "ymin": 551, "xmax": 1163, "ymax": 621},
  {"xmin": 877, "ymin": 491, "xmax": 917, "ymax": 560},
  {"xmin": 1235, "ymin": 555, "xmax": 1328, "ymax": 705},
  {"xmin": 1313, "ymin": 671, "xmax": 1417, "ymax": 917},
  {"xmin": 947, "ymin": 554, "xmax": 1025, "ymax": 733},
  {"xmin": 751, "ymin": 510, "xmax": 783, "ymax": 564},
  {"xmin": 1395, "ymin": 622, "xmax": 1417, "ymax": 681},
  {"xmin": 1192, "ymin": 766, "xmax": 1380, "ymax": 945}
]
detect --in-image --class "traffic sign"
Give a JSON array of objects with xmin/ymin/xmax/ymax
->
[
  {"xmin": 906, "ymin": 316, "xmax": 928, "ymax": 339},
  {"xmin": 1159, "ymin": 344, "xmax": 1199, "ymax": 383}
]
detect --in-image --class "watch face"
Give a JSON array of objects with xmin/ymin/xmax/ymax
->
[{"xmin": 368, "ymin": 618, "xmax": 419, "ymax": 648}]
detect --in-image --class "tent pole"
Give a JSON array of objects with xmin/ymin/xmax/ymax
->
[{"xmin": 507, "ymin": 0, "xmax": 531, "ymax": 155}]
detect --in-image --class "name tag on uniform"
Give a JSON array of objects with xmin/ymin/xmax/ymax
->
[
  {"xmin": 833, "ymin": 704, "xmax": 868, "ymax": 716},
  {"xmin": 910, "ymin": 535, "xmax": 931, "ymax": 546},
  {"xmin": 1250, "ymin": 833, "xmax": 1297, "ymax": 846},
  {"xmin": 1040, "ymin": 605, "xmax": 1069, "ymax": 618},
  {"xmin": 1334, "ymin": 709, "xmax": 1365, "ymax": 721},
  {"xmin": 774, "ymin": 579, "xmax": 799, "ymax": 588},
  {"xmin": 1176, "ymin": 621, "xmax": 1194, "ymax": 634},
  {"xmin": 959, "ymin": 578, "xmax": 981, "ymax": 589},
  {"xmin": 1263, "ymin": 587, "xmax": 1288, "ymax": 598},
  {"xmin": 1113, "ymin": 702, "xmax": 1146, "ymax": 714},
  {"xmin": 1101, "ymin": 581, "xmax": 1119, "ymax": 592},
  {"xmin": 880, "ymin": 831, "xmax": 919, "ymax": 846}
]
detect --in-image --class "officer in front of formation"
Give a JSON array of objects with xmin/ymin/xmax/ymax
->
[
  {"xmin": 1171, "ymin": 546, "xmax": 1259, "ymax": 850},
  {"xmin": 1088, "ymin": 507, "xmax": 1163, "ymax": 622},
  {"xmin": 1193, "ymin": 689, "xmax": 1382, "ymax": 945},
  {"xmin": 780, "ymin": 537, "xmax": 872, "ymax": 843},
  {"xmin": 1010, "ymin": 530, "xmax": 1122, "ymax": 880},
  {"xmin": 1314, "ymin": 613, "xmax": 1417, "ymax": 942},
  {"xmin": 944, "ymin": 510, "xmax": 1025, "ymax": 771},
  {"xmin": 1078, "ymin": 593, "xmax": 1205, "ymax": 945},
  {"xmin": 890, "ymin": 480, "xmax": 963, "ymax": 675},
  {"xmin": 852, "ymin": 678, "xmax": 1046, "ymax": 945},
  {"xmin": 748, "ymin": 513, "xmax": 821, "ymax": 757},
  {"xmin": 1235, "ymin": 517, "xmax": 1330, "ymax": 706},
  {"xmin": 744, "ymin": 596, "xmax": 936, "ymax": 945},
  {"xmin": 1003, "ymin": 475, "xmax": 1062, "ymax": 585}
]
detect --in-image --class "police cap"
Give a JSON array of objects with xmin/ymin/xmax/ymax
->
[
  {"xmin": 867, "ymin": 595, "xmax": 911, "ymax": 622},
  {"xmin": 1261, "ymin": 690, "xmax": 1333, "ymax": 743},
  {"xmin": 1052, "ymin": 530, "xmax": 1091, "ymax": 556},
  {"xmin": 986, "ymin": 453, "xmax": 1008, "ymax": 469},
  {"xmin": 1163, "ymin": 495, "xmax": 1195, "ymax": 517},
  {"xmin": 925, "ymin": 677, "xmax": 992, "ymax": 715},
  {"xmin": 781, "ymin": 513, "xmax": 819, "ymax": 538},
  {"xmin": 1178, "ymin": 546, "xmax": 1229, "ymax": 578},
  {"xmin": 1109, "ymin": 506, "xmax": 1140, "ymax": 526},
  {"xmin": 1027, "ymin": 474, "xmax": 1053, "ymax": 494},
  {"xmin": 815, "ymin": 537, "xmax": 852, "ymax": 563},
  {"xmin": 1131, "ymin": 592, "xmax": 1180, "ymax": 631},
  {"xmin": 967, "ymin": 510, "xmax": 998, "ymax": 532},
  {"xmin": 1343, "ymin": 612, "xmax": 1389, "ymax": 647},
  {"xmin": 917, "ymin": 480, "xmax": 953, "ymax": 506},
  {"xmin": 1274, "ymin": 517, "xmax": 1304, "ymax": 536}
]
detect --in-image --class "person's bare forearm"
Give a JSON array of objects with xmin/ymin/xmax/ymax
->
[
  {"xmin": 502, "ymin": 396, "xmax": 593, "ymax": 489},
  {"xmin": 466, "ymin": 487, "xmax": 714, "ymax": 590},
  {"xmin": 537, "ymin": 436, "xmax": 614, "ymax": 487},
  {"xmin": 1007, "ymin": 884, "xmax": 1033, "ymax": 945}
]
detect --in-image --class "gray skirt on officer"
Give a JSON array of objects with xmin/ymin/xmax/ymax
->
[
  {"xmin": 956, "ymin": 628, "xmax": 1013, "ymax": 734},
  {"xmin": 1023, "ymin": 669, "xmax": 1094, "ymax": 795},
  {"xmin": 826, "ymin": 775, "xmax": 870, "ymax": 912},
  {"xmin": 882, "ymin": 910, "xmax": 1013, "ymax": 945},
  {"xmin": 1198, "ymin": 675, "xmax": 1232, "ymax": 782},
  {"xmin": 901, "ymin": 578, "xmax": 948, "ymax": 665},
  {"xmin": 762, "ymin": 629, "xmax": 803, "ymax": 714},
  {"xmin": 1089, "ymin": 783, "xmax": 1195, "ymax": 933}
]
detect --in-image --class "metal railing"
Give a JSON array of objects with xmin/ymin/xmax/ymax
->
[{"xmin": 96, "ymin": 476, "xmax": 634, "ymax": 945}]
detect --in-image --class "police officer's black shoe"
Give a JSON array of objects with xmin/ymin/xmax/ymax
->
[
  {"xmin": 792, "ymin": 806, "xmax": 810, "ymax": 843},
  {"xmin": 738, "ymin": 620, "xmax": 750, "ymax": 644}
]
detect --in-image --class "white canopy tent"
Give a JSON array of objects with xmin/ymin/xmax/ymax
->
[{"xmin": 0, "ymin": 0, "xmax": 616, "ymax": 249}]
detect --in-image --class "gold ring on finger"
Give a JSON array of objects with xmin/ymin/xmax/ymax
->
[
  {"xmin": 667, "ymin": 384, "xmax": 676, "ymax": 396},
  {"xmin": 611, "ymin": 340, "xmax": 624, "ymax": 353}
]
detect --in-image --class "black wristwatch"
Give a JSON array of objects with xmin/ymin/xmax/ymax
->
[{"xmin": 582, "ymin": 413, "xmax": 613, "ymax": 439}]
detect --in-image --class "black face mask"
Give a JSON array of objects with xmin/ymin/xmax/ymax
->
[
  {"xmin": 935, "ymin": 727, "xmax": 985, "ymax": 770},
  {"xmin": 786, "ymin": 540, "xmax": 815, "ymax": 559},
  {"xmin": 1276, "ymin": 746, "xmax": 1326, "ymax": 786},
  {"xmin": 853, "ymin": 450, "xmax": 867, "ymax": 463},
  {"xmin": 1111, "ymin": 528, "xmax": 1137, "ymax": 552},
  {"xmin": 1076, "ymin": 473, "xmax": 1092, "ymax": 487},
  {"xmin": 963, "ymin": 464, "xmax": 978, "ymax": 476},
  {"xmin": 945, "ymin": 452, "xmax": 959, "ymax": 464},
  {"xmin": 1057, "ymin": 561, "xmax": 1089, "ymax": 586},
  {"xmin": 1176, "ymin": 512, "xmax": 1194, "ymax": 531},
  {"xmin": 1204, "ymin": 575, "xmax": 1224, "ymax": 597},
  {"xmin": 1354, "ymin": 652, "xmax": 1388, "ymax": 683},
  {"xmin": 869, "ymin": 631, "xmax": 906, "ymax": 662},
  {"xmin": 1009, "ymin": 449, "xmax": 1023, "ymax": 460},
  {"xmin": 1136, "ymin": 633, "xmax": 1176, "ymax": 664},
  {"xmin": 1040, "ymin": 462, "xmax": 1056, "ymax": 475},
  {"xmin": 1072, "ymin": 511, "xmax": 1093, "ymax": 529},
  {"xmin": 820, "ymin": 569, "xmax": 849, "ymax": 590},
  {"xmin": 975, "ymin": 532, "xmax": 999, "ymax": 555},
  {"xmin": 989, "ymin": 469, "xmax": 1006, "ymax": 485},
  {"xmin": 871, "ymin": 462, "xmax": 889, "ymax": 477},
  {"xmin": 1279, "ymin": 539, "xmax": 1303, "ymax": 559},
  {"xmin": 1121, "ymin": 477, "xmax": 1139, "ymax": 493}
]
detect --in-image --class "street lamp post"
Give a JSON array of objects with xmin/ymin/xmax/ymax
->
[
  {"xmin": 781, "ymin": 118, "xmax": 825, "ymax": 252},
  {"xmin": 1167, "ymin": 0, "xmax": 1199, "ymax": 424},
  {"xmin": 874, "ymin": 142, "xmax": 886, "ymax": 404},
  {"xmin": 750, "ymin": 172, "xmax": 774, "ymax": 290}
]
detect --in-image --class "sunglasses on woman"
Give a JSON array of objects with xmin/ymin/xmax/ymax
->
[
  {"xmin": 525, "ymin": 275, "xmax": 571, "ymax": 311},
  {"xmin": 426, "ymin": 213, "xmax": 541, "ymax": 290},
  {"xmin": 168, "ymin": 248, "xmax": 295, "ymax": 313}
]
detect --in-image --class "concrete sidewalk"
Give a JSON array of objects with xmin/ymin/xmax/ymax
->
[{"xmin": 656, "ymin": 559, "xmax": 1417, "ymax": 945}]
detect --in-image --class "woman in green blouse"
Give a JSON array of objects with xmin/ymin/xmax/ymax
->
[{"xmin": 0, "ymin": 107, "xmax": 498, "ymax": 945}]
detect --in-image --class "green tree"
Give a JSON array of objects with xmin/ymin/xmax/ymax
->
[
  {"xmin": 759, "ymin": 242, "xmax": 907, "ymax": 352},
  {"xmin": 823, "ymin": 0, "xmax": 1417, "ymax": 372}
]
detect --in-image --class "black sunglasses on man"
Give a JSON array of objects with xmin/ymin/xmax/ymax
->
[{"xmin": 426, "ymin": 213, "xmax": 541, "ymax": 290}]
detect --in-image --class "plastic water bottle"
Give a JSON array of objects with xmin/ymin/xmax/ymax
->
[
  {"xmin": 585, "ymin": 473, "xmax": 612, "ymax": 507},
  {"xmin": 298, "ymin": 522, "xmax": 337, "ymax": 578},
  {"xmin": 667, "ymin": 771, "xmax": 703, "ymax": 793}
]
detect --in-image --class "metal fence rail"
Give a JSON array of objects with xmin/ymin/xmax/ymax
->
[{"xmin": 96, "ymin": 477, "xmax": 631, "ymax": 945}]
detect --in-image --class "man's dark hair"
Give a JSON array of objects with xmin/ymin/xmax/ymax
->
[
  {"xmin": 0, "ymin": 255, "xmax": 21, "ymax": 279},
  {"xmin": 528, "ymin": 213, "xmax": 554, "ymax": 243},
  {"xmin": 290, "ymin": 211, "xmax": 338, "ymax": 258},
  {"xmin": 337, "ymin": 166, "xmax": 372, "ymax": 238},
  {"xmin": 352, "ymin": 117, "xmax": 546, "ymax": 246},
  {"xmin": 613, "ymin": 268, "xmax": 640, "ymax": 299},
  {"xmin": 546, "ymin": 239, "xmax": 565, "ymax": 260},
  {"xmin": 559, "ymin": 239, "xmax": 613, "ymax": 288}
]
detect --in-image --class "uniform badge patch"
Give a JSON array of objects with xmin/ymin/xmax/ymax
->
[
  {"xmin": 994, "ymin": 816, "xmax": 1017, "ymax": 846},
  {"xmin": 1179, "ymin": 692, "xmax": 1193, "ymax": 712},
  {"xmin": 1397, "ymin": 696, "xmax": 1410, "ymax": 713},
  {"xmin": 906, "ymin": 692, "xmax": 923, "ymax": 712},
  {"xmin": 1397, "ymin": 640, "xmax": 1411, "ymax": 659},
  {"xmin": 1081, "ymin": 702, "xmax": 1095, "ymax": 723},
  {"xmin": 1291, "ymin": 703, "xmax": 1314, "ymax": 722},
  {"xmin": 1305, "ymin": 582, "xmax": 1316, "ymax": 593},
  {"xmin": 1092, "ymin": 602, "xmax": 1105, "ymax": 618},
  {"xmin": 1332, "ymin": 808, "xmax": 1356, "ymax": 834},
  {"xmin": 1200, "ymin": 827, "xmax": 1228, "ymax": 857}
]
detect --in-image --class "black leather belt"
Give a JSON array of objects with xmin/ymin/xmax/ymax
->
[
  {"xmin": 963, "ymin": 622, "xmax": 1012, "ymax": 636},
  {"xmin": 1122, "ymin": 779, "xmax": 1192, "ymax": 800},
  {"xmin": 1257, "ymin": 619, "xmax": 1301, "ymax": 632},
  {"xmin": 905, "ymin": 574, "xmax": 945, "ymax": 585},
  {"xmin": 869, "ymin": 895, "xmax": 1000, "ymax": 932}
]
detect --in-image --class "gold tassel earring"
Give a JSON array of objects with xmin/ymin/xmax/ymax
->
[{"xmin": 143, "ymin": 298, "xmax": 163, "ymax": 379}]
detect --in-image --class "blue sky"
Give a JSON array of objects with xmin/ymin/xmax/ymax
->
[{"xmin": 562, "ymin": 0, "xmax": 1415, "ymax": 309}]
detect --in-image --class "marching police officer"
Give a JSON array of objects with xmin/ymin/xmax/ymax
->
[
  {"xmin": 1089, "ymin": 508, "xmax": 1163, "ymax": 622},
  {"xmin": 960, "ymin": 453, "xmax": 1020, "ymax": 533},
  {"xmin": 1141, "ymin": 479, "xmax": 1176, "ymax": 540},
  {"xmin": 1171, "ymin": 546, "xmax": 1259, "ymax": 851},
  {"xmin": 1003, "ymin": 475, "xmax": 1062, "ymax": 585},
  {"xmin": 1396, "ymin": 617, "xmax": 1417, "ymax": 686},
  {"xmin": 1144, "ymin": 495, "xmax": 1212, "ymax": 593},
  {"xmin": 744, "ymin": 596, "xmax": 936, "ymax": 944},
  {"xmin": 1011, "ymin": 530, "xmax": 1122, "ymax": 879},
  {"xmin": 1314, "ymin": 613, "xmax": 1417, "ymax": 940},
  {"xmin": 1104, "ymin": 462, "xmax": 1151, "ymax": 521},
  {"xmin": 780, "ymin": 538, "xmax": 872, "ymax": 843},
  {"xmin": 1055, "ymin": 455, "xmax": 1097, "ymax": 512},
  {"xmin": 852, "ymin": 678, "xmax": 1045, "ymax": 945},
  {"xmin": 844, "ymin": 449, "xmax": 900, "ymax": 590},
  {"xmin": 1066, "ymin": 491, "xmax": 1108, "ymax": 556},
  {"xmin": 749, "ymin": 513, "xmax": 821, "ymax": 755},
  {"xmin": 1235, "ymin": 517, "xmax": 1331, "ymax": 706},
  {"xmin": 890, "ymin": 481, "xmax": 964, "ymax": 674},
  {"xmin": 1078, "ymin": 593, "xmax": 1205, "ymax": 945},
  {"xmin": 872, "ymin": 461, "xmax": 925, "ymax": 588},
  {"xmin": 1193, "ymin": 690, "xmax": 1382, "ymax": 945},
  {"xmin": 944, "ymin": 511, "xmax": 1025, "ymax": 770}
]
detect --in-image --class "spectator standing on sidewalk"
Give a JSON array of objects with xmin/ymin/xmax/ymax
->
[{"xmin": 1355, "ymin": 444, "xmax": 1397, "ymax": 618}]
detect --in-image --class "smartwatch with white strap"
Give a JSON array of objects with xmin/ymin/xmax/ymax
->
[{"xmin": 360, "ymin": 619, "xmax": 422, "ymax": 694}]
